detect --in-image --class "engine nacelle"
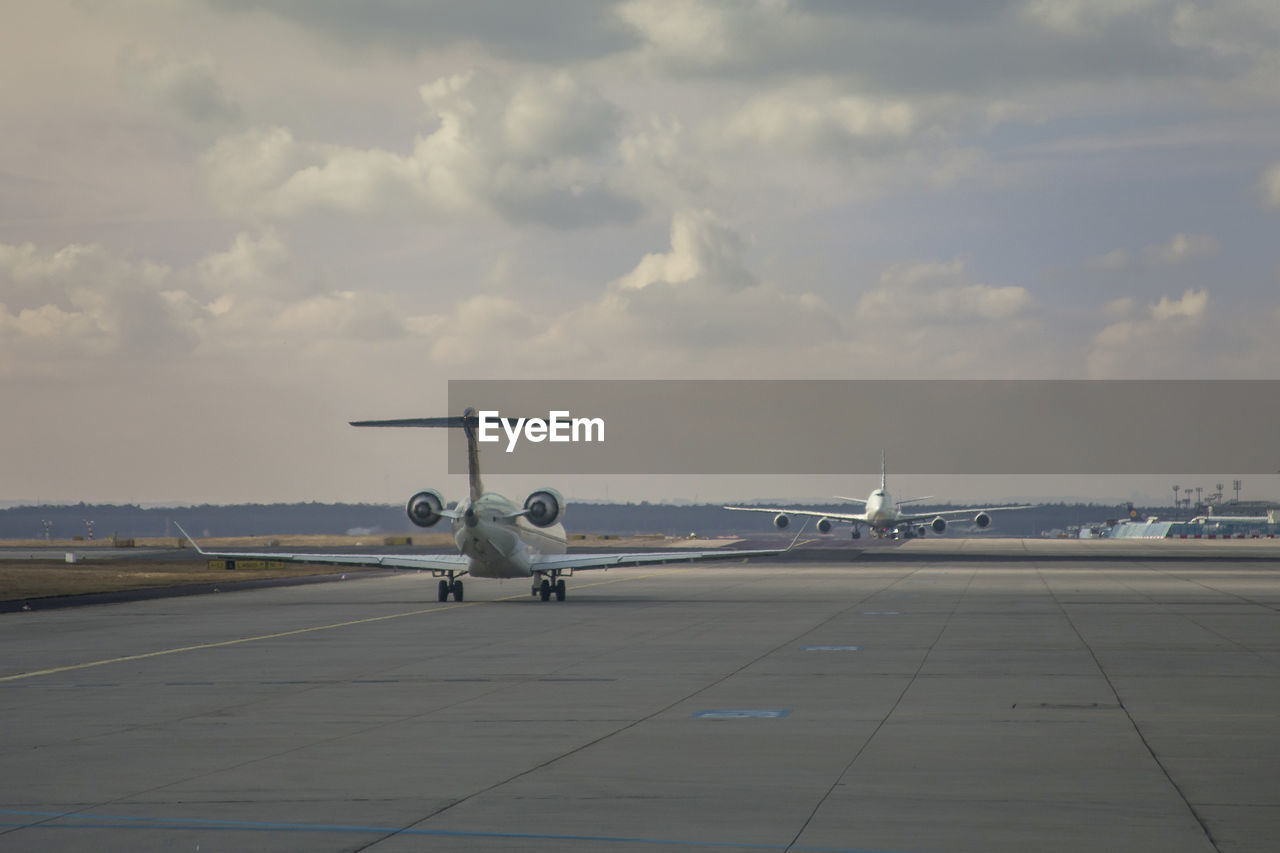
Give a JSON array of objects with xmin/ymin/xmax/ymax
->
[
  {"xmin": 816, "ymin": 517, "xmax": 832, "ymax": 534},
  {"xmin": 773, "ymin": 513, "xmax": 790, "ymax": 530},
  {"xmin": 973, "ymin": 511, "xmax": 991, "ymax": 529},
  {"xmin": 524, "ymin": 488, "xmax": 565, "ymax": 528},
  {"xmin": 406, "ymin": 489, "xmax": 446, "ymax": 528},
  {"xmin": 931, "ymin": 516, "xmax": 947, "ymax": 534}
]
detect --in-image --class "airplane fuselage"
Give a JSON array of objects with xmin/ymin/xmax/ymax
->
[
  {"xmin": 451, "ymin": 492, "xmax": 566, "ymax": 579},
  {"xmin": 864, "ymin": 489, "xmax": 899, "ymax": 529}
]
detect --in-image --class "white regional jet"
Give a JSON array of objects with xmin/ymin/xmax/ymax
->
[
  {"xmin": 181, "ymin": 408, "xmax": 802, "ymax": 602},
  {"xmin": 725, "ymin": 452, "xmax": 1031, "ymax": 540}
]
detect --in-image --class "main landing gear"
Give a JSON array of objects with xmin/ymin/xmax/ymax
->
[
  {"xmin": 437, "ymin": 571, "xmax": 465, "ymax": 602},
  {"xmin": 531, "ymin": 570, "xmax": 567, "ymax": 602}
]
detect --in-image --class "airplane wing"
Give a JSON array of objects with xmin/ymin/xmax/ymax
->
[
  {"xmin": 527, "ymin": 536, "xmax": 806, "ymax": 572},
  {"xmin": 896, "ymin": 505, "xmax": 1035, "ymax": 524},
  {"xmin": 176, "ymin": 525, "xmax": 470, "ymax": 571},
  {"xmin": 723, "ymin": 506, "xmax": 869, "ymax": 523},
  {"xmin": 177, "ymin": 524, "xmax": 805, "ymax": 574}
]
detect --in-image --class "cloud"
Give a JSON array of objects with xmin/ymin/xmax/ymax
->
[
  {"xmin": 615, "ymin": 210, "xmax": 755, "ymax": 291},
  {"xmin": 118, "ymin": 51, "xmax": 242, "ymax": 125},
  {"xmin": 616, "ymin": 0, "xmax": 1245, "ymax": 93},
  {"xmin": 0, "ymin": 233, "xmax": 429, "ymax": 379},
  {"xmin": 1088, "ymin": 287, "xmax": 1210, "ymax": 376},
  {"xmin": 1149, "ymin": 287, "xmax": 1208, "ymax": 320},
  {"xmin": 856, "ymin": 259, "xmax": 1034, "ymax": 323},
  {"xmin": 208, "ymin": 0, "xmax": 640, "ymax": 62},
  {"xmin": 202, "ymin": 71, "xmax": 640, "ymax": 227},
  {"xmin": 714, "ymin": 86, "xmax": 919, "ymax": 157},
  {"xmin": 1261, "ymin": 162, "xmax": 1280, "ymax": 208},
  {"xmin": 1086, "ymin": 233, "xmax": 1219, "ymax": 271},
  {"xmin": 0, "ymin": 242, "xmax": 190, "ymax": 369},
  {"xmin": 1141, "ymin": 233, "xmax": 1218, "ymax": 265},
  {"xmin": 1021, "ymin": 0, "xmax": 1163, "ymax": 37}
]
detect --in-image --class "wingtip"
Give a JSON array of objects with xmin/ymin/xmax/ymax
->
[{"xmin": 173, "ymin": 522, "xmax": 205, "ymax": 555}]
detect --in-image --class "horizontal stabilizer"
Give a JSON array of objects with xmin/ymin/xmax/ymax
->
[{"xmin": 350, "ymin": 416, "xmax": 469, "ymax": 428}]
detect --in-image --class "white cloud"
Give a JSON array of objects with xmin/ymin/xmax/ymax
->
[
  {"xmin": 716, "ymin": 87, "xmax": 919, "ymax": 156},
  {"xmin": 1141, "ymin": 233, "xmax": 1218, "ymax": 266},
  {"xmin": 1261, "ymin": 162, "xmax": 1280, "ymax": 208},
  {"xmin": 856, "ymin": 259, "xmax": 1035, "ymax": 323},
  {"xmin": 201, "ymin": 71, "xmax": 639, "ymax": 227},
  {"xmin": 1088, "ymin": 288, "xmax": 1210, "ymax": 376},
  {"xmin": 1149, "ymin": 287, "xmax": 1208, "ymax": 320},
  {"xmin": 1086, "ymin": 233, "xmax": 1219, "ymax": 272},
  {"xmin": 615, "ymin": 210, "xmax": 755, "ymax": 291},
  {"xmin": 0, "ymin": 233, "xmax": 431, "ymax": 379}
]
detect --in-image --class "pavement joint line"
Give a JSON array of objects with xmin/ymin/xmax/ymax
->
[
  {"xmin": 1035, "ymin": 566, "xmax": 1223, "ymax": 851},
  {"xmin": 0, "ymin": 566, "xmax": 695, "ymax": 684}
]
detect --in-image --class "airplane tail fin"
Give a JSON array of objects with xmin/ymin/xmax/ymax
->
[
  {"xmin": 350, "ymin": 409, "xmax": 485, "ymax": 501},
  {"xmin": 880, "ymin": 450, "xmax": 886, "ymax": 491}
]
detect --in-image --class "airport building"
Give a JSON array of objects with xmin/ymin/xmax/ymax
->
[{"xmin": 1098, "ymin": 508, "xmax": 1278, "ymax": 539}]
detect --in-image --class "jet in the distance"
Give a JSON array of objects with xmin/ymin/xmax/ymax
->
[
  {"xmin": 181, "ymin": 408, "xmax": 802, "ymax": 602},
  {"xmin": 725, "ymin": 452, "xmax": 1031, "ymax": 540}
]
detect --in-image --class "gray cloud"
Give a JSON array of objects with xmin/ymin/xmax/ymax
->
[
  {"xmin": 207, "ymin": 0, "xmax": 641, "ymax": 62},
  {"xmin": 617, "ymin": 0, "xmax": 1251, "ymax": 94},
  {"xmin": 119, "ymin": 51, "xmax": 242, "ymax": 125},
  {"xmin": 201, "ymin": 71, "xmax": 640, "ymax": 227}
]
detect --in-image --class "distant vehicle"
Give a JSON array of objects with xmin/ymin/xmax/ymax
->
[
  {"xmin": 725, "ymin": 451, "xmax": 1032, "ymax": 539},
  {"xmin": 181, "ymin": 409, "xmax": 801, "ymax": 602}
]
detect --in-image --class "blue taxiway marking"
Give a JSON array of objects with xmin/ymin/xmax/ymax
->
[
  {"xmin": 691, "ymin": 709, "xmax": 792, "ymax": 719},
  {"xmin": 802, "ymin": 645, "xmax": 862, "ymax": 651},
  {"xmin": 0, "ymin": 809, "xmax": 920, "ymax": 853}
]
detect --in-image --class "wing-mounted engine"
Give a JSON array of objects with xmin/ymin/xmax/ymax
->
[
  {"xmin": 973, "ymin": 511, "xmax": 991, "ymax": 529},
  {"xmin": 816, "ymin": 517, "xmax": 832, "ymax": 534},
  {"xmin": 524, "ymin": 488, "xmax": 565, "ymax": 528},
  {"xmin": 931, "ymin": 516, "xmax": 947, "ymax": 534},
  {"xmin": 406, "ymin": 489, "xmax": 446, "ymax": 528},
  {"xmin": 773, "ymin": 513, "xmax": 791, "ymax": 530}
]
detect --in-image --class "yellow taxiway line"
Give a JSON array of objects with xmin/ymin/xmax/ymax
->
[{"xmin": 0, "ymin": 566, "xmax": 697, "ymax": 683}]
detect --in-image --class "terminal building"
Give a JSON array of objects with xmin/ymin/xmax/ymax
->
[{"xmin": 1096, "ymin": 508, "xmax": 1279, "ymax": 539}]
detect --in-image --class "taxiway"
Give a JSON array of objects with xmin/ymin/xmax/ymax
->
[{"xmin": 1, "ymin": 554, "xmax": 1276, "ymax": 851}]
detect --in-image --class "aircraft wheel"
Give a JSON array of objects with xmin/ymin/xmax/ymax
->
[
  {"xmin": 851, "ymin": 529, "xmax": 861, "ymax": 539},
  {"xmin": 438, "ymin": 580, "xmax": 449, "ymax": 602},
  {"xmin": 452, "ymin": 581, "xmax": 464, "ymax": 602},
  {"xmin": 540, "ymin": 579, "xmax": 552, "ymax": 601},
  {"xmin": 555, "ymin": 579, "xmax": 566, "ymax": 601}
]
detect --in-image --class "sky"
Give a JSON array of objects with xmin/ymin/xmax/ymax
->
[{"xmin": 2, "ymin": 0, "xmax": 1279, "ymax": 508}]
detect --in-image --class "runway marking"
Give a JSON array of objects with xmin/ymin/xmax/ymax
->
[
  {"xmin": 0, "ymin": 809, "xmax": 916, "ymax": 852},
  {"xmin": 0, "ymin": 566, "xmax": 696, "ymax": 684}
]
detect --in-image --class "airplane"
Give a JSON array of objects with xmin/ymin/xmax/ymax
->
[
  {"xmin": 179, "ymin": 408, "xmax": 804, "ymax": 603},
  {"xmin": 724, "ymin": 452, "xmax": 1031, "ymax": 540}
]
